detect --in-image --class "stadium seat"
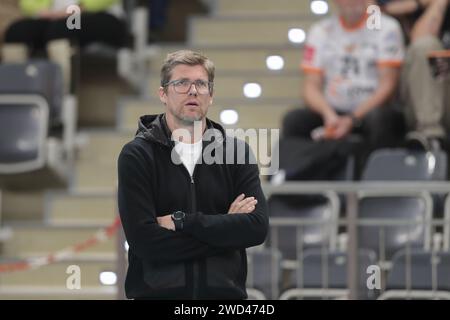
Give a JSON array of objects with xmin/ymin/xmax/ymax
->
[
  {"xmin": 267, "ymin": 192, "xmax": 339, "ymax": 265},
  {"xmin": 279, "ymin": 248, "xmax": 378, "ymax": 300},
  {"xmin": 362, "ymin": 148, "xmax": 447, "ymax": 181},
  {"xmin": 359, "ymin": 148, "xmax": 442, "ymax": 263},
  {"xmin": 0, "ymin": 61, "xmax": 63, "ymax": 125},
  {"xmin": 379, "ymin": 250, "xmax": 450, "ymax": 299},
  {"xmin": 442, "ymin": 195, "xmax": 450, "ymax": 251},
  {"xmin": 0, "ymin": 97, "xmax": 48, "ymax": 173},
  {"xmin": 0, "ymin": 60, "xmax": 77, "ymax": 188},
  {"xmin": 246, "ymin": 248, "xmax": 283, "ymax": 300},
  {"xmin": 358, "ymin": 192, "xmax": 433, "ymax": 263}
]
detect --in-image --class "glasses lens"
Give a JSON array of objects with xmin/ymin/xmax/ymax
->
[
  {"xmin": 194, "ymin": 80, "xmax": 209, "ymax": 94},
  {"xmin": 173, "ymin": 80, "xmax": 210, "ymax": 94}
]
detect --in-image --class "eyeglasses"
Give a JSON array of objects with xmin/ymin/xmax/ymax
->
[{"xmin": 164, "ymin": 79, "xmax": 213, "ymax": 95}]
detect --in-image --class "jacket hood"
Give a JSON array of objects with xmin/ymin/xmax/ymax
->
[{"xmin": 135, "ymin": 113, "xmax": 226, "ymax": 148}]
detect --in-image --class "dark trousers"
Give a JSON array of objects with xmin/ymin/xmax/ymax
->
[
  {"xmin": 5, "ymin": 12, "xmax": 127, "ymax": 54},
  {"xmin": 282, "ymin": 106, "xmax": 406, "ymax": 178},
  {"xmin": 282, "ymin": 106, "xmax": 405, "ymax": 149}
]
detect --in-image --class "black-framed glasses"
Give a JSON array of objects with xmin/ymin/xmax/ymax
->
[{"xmin": 164, "ymin": 79, "xmax": 213, "ymax": 95}]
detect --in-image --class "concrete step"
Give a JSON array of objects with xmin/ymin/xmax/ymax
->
[
  {"xmin": 46, "ymin": 192, "xmax": 117, "ymax": 225},
  {"xmin": 0, "ymin": 259, "xmax": 116, "ymax": 287},
  {"xmin": 1, "ymin": 191, "xmax": 46, "ymax": 222},
  {"xmin": 147, "ymin": 46, "xmax": 303, "ymax": 74},
  {"xmin": 189, "ymin": 16, "xmax": 316, "ymax": 46},
  {"xmin": 118, "ymin": 99, "xmax": 296, "ymax": 131},
  {"xmin": 213, "ymin": 0, "xmax": 315, "ymax": 16},
  {"xmin": 0, "ymin": 286, "xmax": 116, "ymax": 300},
  {"xmin": 2, "ymin": 224, "xmax": 116, "ymax": 258},
  {"xmin": 74, "ymin": 131, "xmax": 133, "ymax": 191},
  {"xmin": 78, "ymin": 53, "xmax": 134, "ymax": 127},
  {"xmin": 147, "ymin": 73, "xmax": 303, "ymax": 101}
]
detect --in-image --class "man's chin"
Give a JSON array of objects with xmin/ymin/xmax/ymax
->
[{"xmin": 179, "ymin": 114, "xmax": 203, "ymax": 125}]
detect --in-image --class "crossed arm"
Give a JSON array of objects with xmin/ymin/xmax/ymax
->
[
  {"xmin": 118, "ymin": 143, "xmax": 268, "ymax": 265},
  {"xmin": 157, "ymin": 193, "xmax": 258, "ymax": 230}
]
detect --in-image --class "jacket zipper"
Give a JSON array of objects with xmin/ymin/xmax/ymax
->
[
  {"xmin": 175, "ymin": 143, "xmax": 201, "ymax": 299},
  {"xmin": 190, "ymin": 172, "xmax": 200, "ymax": 299}
]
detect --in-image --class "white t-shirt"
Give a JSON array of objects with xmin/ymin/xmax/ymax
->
[
  {"xmin": 174, "ymin": 140, "xmax": 203, "ymax": 177},
  {"xmin": 301, "ymin": 13, "xmax": 405, "ymax": 113}
]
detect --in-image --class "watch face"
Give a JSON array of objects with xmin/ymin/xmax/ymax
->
[{"xmin": 173, "ymin": 211, "xmax": 185, "ymax": 220}]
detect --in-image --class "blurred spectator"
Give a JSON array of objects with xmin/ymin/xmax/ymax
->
[
  {"xmin": 148, "ymin": 0, "xmax": 170, "ymax": 43},
  {"xmin": 283, "ymin": 0, "xmax": 405, "ymax": 152},
  {"xmin": 379, "ymin": 0, "xmax": 450, "ymax": 146},
  {"xmin": 1, "ymin": 0, "xmax": 128, "ymax": 91}
]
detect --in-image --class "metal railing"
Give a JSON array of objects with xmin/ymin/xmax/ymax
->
[
  {"xmin": 261, "ymin": 181, "xmax": 450, "ymax": 300},
  {"xmin": 115, "ymin": 181, "xmax": 450, "ymax": 300}
]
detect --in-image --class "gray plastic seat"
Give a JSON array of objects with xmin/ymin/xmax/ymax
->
[
  {"xmin": 358, "ymin": 193, "xmax": 432, "ymax": 262},
  {"xmin": 246, "ymin": 248, "xmax": 282, "ymax": 300},
  {"xmin": 0, "ymin": 61, "xmax": 74, "ymax": 187},
  {"xmin": 267, "ymin": 192, "xmax": 339, "ymax": 261},
  {"xmin": 0, "ymin": 98, "xmax": 48, "ymax": 174},
  {"xmin": 0, "ymin": 60, "xmax": 63, "ymax": 125},
  {"xmin": 280, "ymin": 248, "xmax": 378, "ymax": 300},
  {"xmin": 360, "ymin": 148, "xmax": 438, "ymax": 261},
  {"xmin": 379, "ymin": 250, "xmax": 450, "ymax": 299},
  {"xmin": 362, "ymin": 148, "xmax": 447, "ymax": 181}
]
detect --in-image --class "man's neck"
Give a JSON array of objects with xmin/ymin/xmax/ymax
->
[{"xmin": 340, "ymin": 11, "xmax": 368, "ymax": 30}]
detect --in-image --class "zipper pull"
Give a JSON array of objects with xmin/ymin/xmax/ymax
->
[{"xmin": 190, "ymin": 175, "xmax": 194, "ymax": 184}]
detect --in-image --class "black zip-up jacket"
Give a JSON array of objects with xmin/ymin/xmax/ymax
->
[{"xmin": 117, "ymin": 114, "xmax": 269, "ymax": 299}]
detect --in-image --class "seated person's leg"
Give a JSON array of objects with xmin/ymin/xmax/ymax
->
[
  {"xmin": 80, "ymin": 12, "xmax": 128, "ymax": 48},
  {"xmin": 353, "ymin": 105, "xmax": 405, "ymax": 178},
  {"xmin": 360, "ymin": 105, "xmax": 405, "ymax": 150},
  {"xmin": 44, "ymin": 12, "xmax": 127, "ymax": 48},
  {"xmin": 401, "ymin": 35, "xmax": 446, "ymax": 138},
  {"xmin": 410, "ymin": 0, "xmax": 449, "ymax": 42},
  {"xmin": 281, "ymin": 107, "xmax": 323, "ymax": 139},
  {"xmin": 46, "ymin": 38, "xmax": 72, "ymax": 94},
  {"xmin": 42, "ymin": 12, "xmax": 128, "ymax": 93},
  {"xmin": 2, "ymin": 18, "xmax": 49, "ymax": 62},
  {"xmin": 400, "ymin": 0, "xmax": 449, "ymax": 138}
]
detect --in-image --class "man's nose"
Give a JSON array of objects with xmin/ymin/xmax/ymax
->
[{"xmin": 188, "ymin": 83, "xmax": 198, "ymax": 95}]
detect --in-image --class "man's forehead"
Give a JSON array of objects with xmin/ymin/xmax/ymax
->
[{"xmin": 171, "ymin": 64, "xmax": 207, "ymax": 76}]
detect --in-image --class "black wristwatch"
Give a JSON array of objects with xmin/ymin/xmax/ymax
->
[{"xmin": 171, "ymin": 211, "xmax": 186, "ymax": 231}]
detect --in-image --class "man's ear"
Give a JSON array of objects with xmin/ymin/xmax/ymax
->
[{"xmin": 159, "ymin": 87, "xmax": 167, "ymax": 105}]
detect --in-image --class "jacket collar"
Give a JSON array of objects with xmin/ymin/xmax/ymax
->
[{"xmin": 135, "ymin": 113, "xmax": 226, "ymax": 148}]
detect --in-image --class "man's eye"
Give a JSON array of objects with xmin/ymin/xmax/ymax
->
[
  {"xmin": 195, "ymin": 81, "xmax": 208, "ymax": 88},
  {"xmin": 177, "ymin": 80, "xmax": 190, "ymax": 86}
]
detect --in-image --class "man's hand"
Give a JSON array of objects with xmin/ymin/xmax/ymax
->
[
  {"xmin": 323, "ymin": 111, "xmax": 339, "ymax": 130},
  {"xmin": 228, "ymin": 194, "xmax": 258, "ymax": 214},
  {"xmin": 157, "ymin": 215, "xmax": 175, "ymax": 231},
  {"xmin": 329, "ymin": 115, "xmax": 353, "ymax": 140}
]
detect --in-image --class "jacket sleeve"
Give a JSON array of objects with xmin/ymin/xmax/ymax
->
[
  {"xmin": 182, "ymin": 141, "xmax": 269, "ymax": 248},
  {"xmin": 118, "ymin": 143, "xmax": 225, "ymax": 264}
]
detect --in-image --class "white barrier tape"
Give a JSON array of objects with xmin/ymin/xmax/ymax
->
[{"xmin": 0, "ymin": 217, "xmax": 121, "ymax": 273}]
